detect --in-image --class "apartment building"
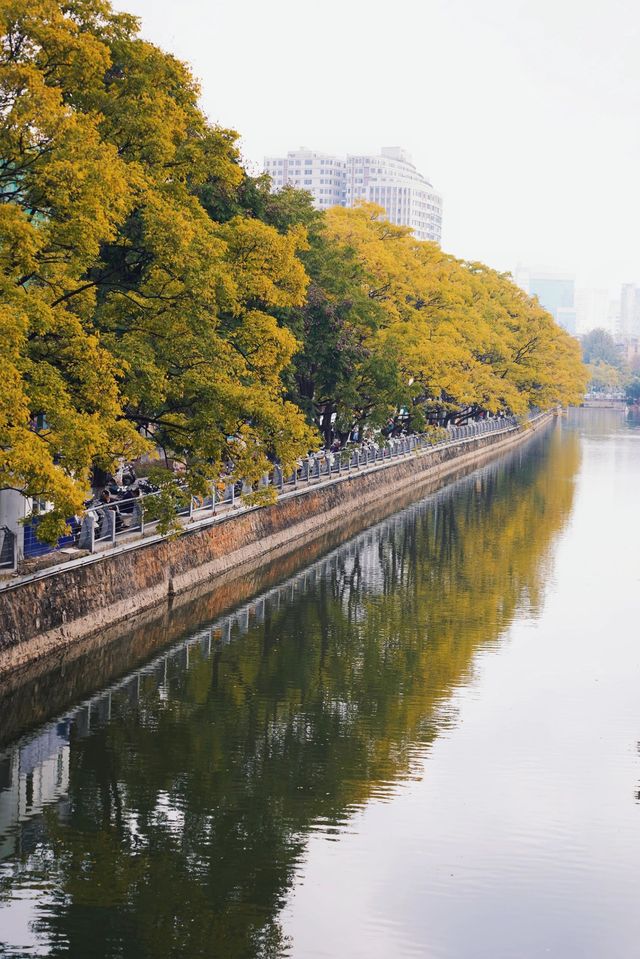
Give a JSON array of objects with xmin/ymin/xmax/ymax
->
[
  {"xmin": 263, "ymin": 148, "xmax": 346, "ymax": 208},
  {"xmin": 344, "ymin": 147, "xmax": 442, "ymax": 242},
  {"xmin": 264, "ymin": 146, "xmax": 443, "ymax": 243}
]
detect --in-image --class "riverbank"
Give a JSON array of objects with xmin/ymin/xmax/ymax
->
[{"xmin": 0, "ymin": 411, "xmax": 557, "ymax": 677}]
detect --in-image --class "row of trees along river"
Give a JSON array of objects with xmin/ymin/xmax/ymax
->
[{"xmin": 0, "ymin": 0, "xmax": 587, "ymax": 543}]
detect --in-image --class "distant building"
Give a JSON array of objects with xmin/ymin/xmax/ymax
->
[
  {"xmin": 263, "ymin": 148, "xmax": 346, "ymax": 209},
  {"xmin": 618, "ymin": 283, "xmax": 640, "ymax": 340},
  {"xmin": 344, "ymin": 147, "xmax": 443, "ymax": 242},
  {"xmin": 575, "ymin": 288, "xmax": 610, "ymax": 335},
  {"xmin": 514, "ymin": 267, "xmax": 576, "ymax": 335},
  {"xmin": 556, "ymin": 308, "xmax": 577, "ymax": 335},
  {"xmin": 609, "ymin": 298, "xmax": 621, "ymax": 335},
  {"xmin": 264, "ymin": 146, "xmax": 443, "ymax": 243}
]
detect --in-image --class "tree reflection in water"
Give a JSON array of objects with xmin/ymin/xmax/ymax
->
[{"xmin": 0, "ymin": 423, "xmax": 580, "ymax": 959}]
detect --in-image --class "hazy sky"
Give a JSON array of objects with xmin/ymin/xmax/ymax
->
[{"xmin": 113, "ymin": 0, "xmax": 640, "ymax": 295}]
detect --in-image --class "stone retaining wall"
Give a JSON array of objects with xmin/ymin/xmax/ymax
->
[{"xmin": 0, "ymin": 413, "xmax": 556, "ymax": 677}]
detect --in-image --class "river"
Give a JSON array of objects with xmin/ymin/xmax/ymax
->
[{"xmin": 0, "ymin": 408, "xmax": 639, "ymax": 958}]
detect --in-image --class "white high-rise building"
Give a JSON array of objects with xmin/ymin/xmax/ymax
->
[
  {"xmin": 575, "ymin": 288, "xmax": 610, "ymax": 335},
  {"xmin": 263, "ymin": 148, "xmax": 346, "ymax": 209},
  {"xmin": 345, "ymin": 147, "xmax": 442, "ymax": 242},
  {"xmin": 263, "ymin": 146, "xmax": 443, "ymax": 243}
]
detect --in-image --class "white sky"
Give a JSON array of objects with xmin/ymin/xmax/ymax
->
[{"xmin": 112, "ymin": 0, "xmax": 640, "ymax": 297}]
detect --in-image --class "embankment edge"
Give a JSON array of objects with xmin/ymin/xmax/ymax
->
[{"xmin": 0, "ymin": 413, "xmax": 556, "ymax": 677}]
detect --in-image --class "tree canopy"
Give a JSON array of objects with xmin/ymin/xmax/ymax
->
[
  {"xmin": 0, "ymin": 0, "xmax": 588, "ymax": 539},
  {"xmin": 581, "ymin": 328, "xmax": 622, "ymax": 368},
  {"xmin": 279, "ymin": 201, "xmax": 586, "ymax": 441}
]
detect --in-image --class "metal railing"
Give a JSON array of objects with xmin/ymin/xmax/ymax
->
[
  {"xmin": 78, "ymin": 414, "xmax": 520, "ymax": 555},
  {"xmin": 7, "ymin": 413, "xmax": 526, "ymax": 572}
]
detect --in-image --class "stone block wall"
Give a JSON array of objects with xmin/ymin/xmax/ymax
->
[{"xmin": 0, "ymin": 414, "xmax": 555, "ymax": 676}]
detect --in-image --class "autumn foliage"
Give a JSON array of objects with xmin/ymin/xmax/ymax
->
[{"xmin": 0, "ymin": 0, "xmax": 587, "ymax": 539}]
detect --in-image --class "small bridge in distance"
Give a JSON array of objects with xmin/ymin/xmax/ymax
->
[{"xmin": 581, "ymin": 393, "xmax": 627, "ymax": 411}]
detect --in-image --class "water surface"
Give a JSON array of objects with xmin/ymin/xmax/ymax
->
[{"xmin": 1, "ymin": 410, "xmax": 638, "ymax": 958}]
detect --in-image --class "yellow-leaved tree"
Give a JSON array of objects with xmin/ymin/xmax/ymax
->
[
  {"xmin": 58, "ymin": 2, "xmax": 317, "ymax": 486},
  {"xmin": 283, "ymin": 202, "xmax": 587, "ymax": 439},
  {"xmin": 1, "ymin": 0, "xmax": 586, "ymax": 547},
  {"xmin": 0, "ymin": 0, "xmax": 147, "ymax": 541},
  {"xmin": 1, "ymin": 0, "xmax": 317, "ymax": 541}
]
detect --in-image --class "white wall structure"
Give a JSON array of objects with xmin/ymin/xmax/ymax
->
[
  {"xmin": 0, "ymin": 489, "xmax": 29, "ymax": 562},
  {"xmin": 264, "ymin": 146, "xmax": 443, "ymax": 243}
]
